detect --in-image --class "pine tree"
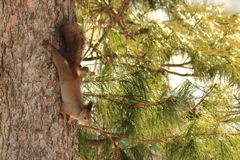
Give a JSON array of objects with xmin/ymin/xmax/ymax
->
[{"xmin": 76, "ymin": 0, "xmax": 240, "ymax": 159}]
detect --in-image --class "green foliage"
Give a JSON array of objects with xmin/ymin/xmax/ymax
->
[{"xmin": 77, "ymin": 0, "xmax": 240, "ymax": 159}]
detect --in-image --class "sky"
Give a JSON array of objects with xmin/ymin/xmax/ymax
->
[
  {"xmin": 196, "ymin": 0, "xmax": 240, "ymax": 12},
  {"xmin": 209, "ymin": 0, "xmax": 240, "ymax": 12}
]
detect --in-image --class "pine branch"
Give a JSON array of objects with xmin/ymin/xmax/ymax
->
[
  {"xmin": 84, "ymin": 28, "xmax": 108, "ymax": 58},
  {"xmin": 84, "ymin": 26, "xmax": 96, "ymax": 58},
  {"xmin": 118, "ymin": 0, "xmax": 132, "ymax": 16},
  {"xmin": 86, "ymin": 139, "xmax": 109, "ymax": 146},
  {"xmin": 83, "ymin": 53, "xmax": 117, "ymax": 61},
  {"xmin": 156, "ymin": 67, "xmax": 195, "ymax": 77},
  {"xmin": 84, "ymin": 93, "xmax": 173, "ymax": 109},
  {"xmin": 234, "ymin": 94, "xmax": 240, "ymax": 104},
  {"xmin": 219, "ymin": 110, "xmax": 240, "ymax": 123},
  {"xmin": 83, "ymin": 93, "xmax": 132, "ymax": 107},
  {"xmin": 118, "ymin": 62, "xmax": 194, "ymax": 76},
  {"xmin": 161, "ymin": 61, "xmax": 192, "ymax": 67},
  {"xmin": 81, "ymin": 125, "xmax": 240, "ymax": 145},
  {"xmin": 191, "ymin": 84, "xmax": 216, "ymax": 113},
  {"xmin": 80, "ymin": 125, "xmax": 179, "ymax": 146},
  {"xmin": 133, "ymin": 96, "xmax": 175, "ymax": 109},
  {"xmin": 82, "ymin": 57, "xmax": 100, "ymax": 61},
  {"xmin": 102, "ymin": 0, "xmax": 134, "ymax": 39},
  {"xmin": 85, "ymin": 136, "xmax": 176, "ymax": 147},
  {"xmin": 83, "ymin": 79, "xmax": 119, "ymax": 83}
]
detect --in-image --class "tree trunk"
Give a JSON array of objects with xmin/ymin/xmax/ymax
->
[{"xmin": 0, "ymin": 1, "xmax": 79, "ymax": 159}]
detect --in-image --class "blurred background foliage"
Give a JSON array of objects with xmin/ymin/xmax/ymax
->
[{"xmin": 75, "ymin": 0, "xmax": 240, "ymax": 159}]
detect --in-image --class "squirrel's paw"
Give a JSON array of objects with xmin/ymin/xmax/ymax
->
[
  {"xmin": 80, "ymin": 67, "xmax": 95, "ymax": 76},
  {"xmin": 88, "ymin": 72, "xmax": 95, "ymax": 76},
  {"xmin": 68, "ymin": 117, "xmax": 78, "ymax": 125},
  {"xmin": 42, "ymin": 40, "xmax": 50, "ymax": 48},
  {"xmin": 80, "ymin": 66, "xmax": 89, "ymax": 72}
]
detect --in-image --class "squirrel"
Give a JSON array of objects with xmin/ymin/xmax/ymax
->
[{"xmin": 42, "ymin": 24, "xmax": 94, "ymax": 126}]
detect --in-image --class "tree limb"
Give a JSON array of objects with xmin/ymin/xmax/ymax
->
[{"xmin": 118, "ymin": 0, "xmax": 132, "ymax": 16}]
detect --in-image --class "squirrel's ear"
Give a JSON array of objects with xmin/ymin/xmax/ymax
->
[{"xmin": 86, "ymin": 101, "xmax": 93, "ymax": 110}]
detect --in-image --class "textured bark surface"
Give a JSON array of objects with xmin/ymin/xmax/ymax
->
[{"xmin": 0, "ymin": 1, "xmax": 79, "ymax": 159}]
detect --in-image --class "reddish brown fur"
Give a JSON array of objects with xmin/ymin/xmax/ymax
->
[
  {"xmin": 42, "ymin": 24, "xmax": 93, "ymax": 125},
  {"xmin": 60, "ymin": 25, "xmax": 85, "ymax": 77}
]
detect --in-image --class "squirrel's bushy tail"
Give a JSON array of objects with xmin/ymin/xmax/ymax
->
[{"xmin": 60, "ymin": 24, "xmax": 85, "ymax": 71}]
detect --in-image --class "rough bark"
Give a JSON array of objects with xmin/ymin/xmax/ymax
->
[{"xmin": 0, "ymin": 0, "xmax": 80, "ymax": 159}]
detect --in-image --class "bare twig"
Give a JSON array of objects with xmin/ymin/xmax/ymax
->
[
  {"xmin": 161, "ymin": 61, "xmax": 192, "ymax": 67},
  {"xmin": 157, "ymin": 67, "xmax": 195, "ymax": 77},
  {"xmin": 191, "ymin": 84, "xmax": 216, "ymax": 112},
  {"xmin": 84, "ymin": 28, "xmax": 108, "ymax": 58}
]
